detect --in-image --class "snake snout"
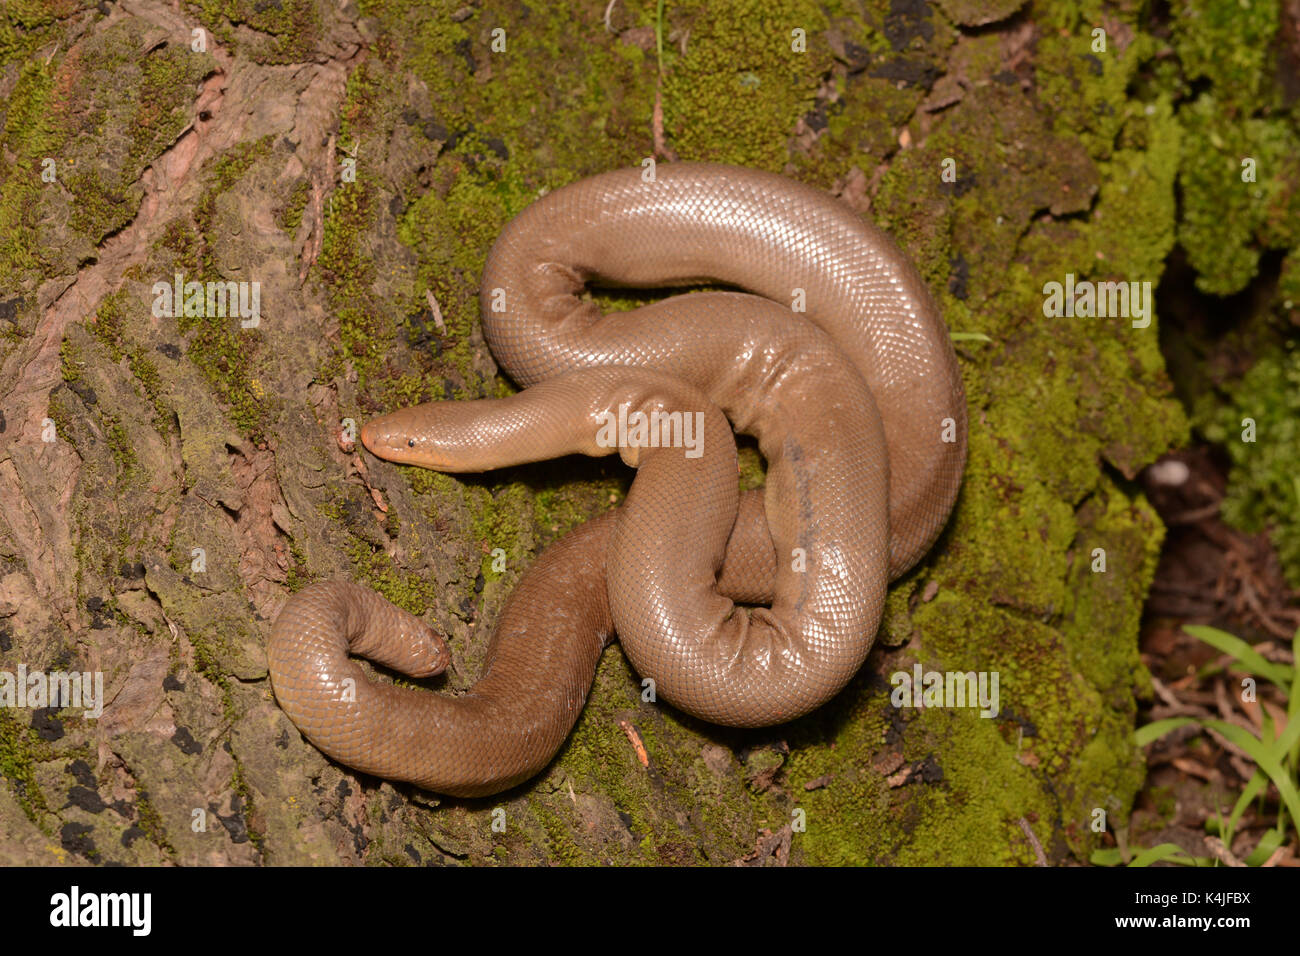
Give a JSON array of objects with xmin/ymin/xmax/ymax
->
[
  {"xmin": 359, "ymin": 418, "xmax": 390, "ymax": 456},
  {"xmin": 359, "ymin": 419, "xmax": 376, "ymax": 451},
  {"xmin": 360, "ymin": 415, "xmax": 410, "ymax": 462}
]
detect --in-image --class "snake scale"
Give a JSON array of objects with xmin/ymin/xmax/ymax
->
[{"xmin": 268, "ymin": 163, "xmax": 967, "ymax": 798}]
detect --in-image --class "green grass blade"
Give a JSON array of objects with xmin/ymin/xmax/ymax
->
[
  {"xmin": 1244, "ymin": 828, "xmax": 1283, "ymax": 866},
  {"xmin": 1134, "ymin": 716, "xmax": 1196, "ymax": 748},
  {"xmin": 1223, "ymin": 771, "xmax": 1269, "ymax": 845},
  {"xmin": 1268, "ymin": 707, "xmax": 1300, "ymax": 763},
  {"xmin": 1129, "ymin": 843, "xmax": 1197, "ymax": 867},
  {"xmin": 1183, "ymin": 625, "xmax": 1294, "ymax": 688},
  {"xmin": 1290, "ymin": 629, "xmax": 1300, "ymax": 768},
  {"xmin": 1201, "ymin": 719, "xmax": 1300, "ymax": 831}
]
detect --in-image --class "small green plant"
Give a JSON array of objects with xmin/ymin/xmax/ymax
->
[
  {"xmin": 1093, "ymin": 624, "xmax": 1299, "ymax": 867},
  {"xmin": 1092, "ymin": 843, "xmax": 1204, "ymax": 867},
  {"xmin": 1201, "ymin": 344, "xmax": 1300, "ymax": 590}
]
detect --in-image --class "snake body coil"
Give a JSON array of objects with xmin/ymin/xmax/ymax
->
[{"xmin": 268, "ymin": 164, "xmax": 966, "ymax": 797}]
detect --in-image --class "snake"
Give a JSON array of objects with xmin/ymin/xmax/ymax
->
[{"xmin": 268, "ymin": 163, "xmax": 966, "ymax": 798}]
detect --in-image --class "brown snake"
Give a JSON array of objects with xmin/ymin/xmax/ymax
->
[{"xmin": 268, "ymin": 163, "xmax": 967, "ymax": 797}]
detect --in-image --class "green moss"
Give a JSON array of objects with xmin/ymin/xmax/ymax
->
[
  {"xmin": 45, "ymin": 389, "xmax": 76, "ymax": 446},
  {"xmin": 0, "ymin": 59, "xmax": 60, "ymax": 286},
  {"xmin": 89, "ymin": 289, "xmax": 131, "ymax": 361},
  {"xmin": 894, "ymin": 708, "xmax": 1057, "ymax": 866},
  {"xmin": 534, "ymin": 478, "xmax": 624, "ymax": 540},
  {"xmin": 661, "ymin": 0, "xmax": 831, "ymax": 167},
  {"xmin": 1063, "ymin": 480, "xmax": 1163, "ymax": 703},
  {"xmin": 179, "ymin": 315, "xmax": 265, "ymax": 439},
  {"xmin": 310, "ymin": 61, "xmax": 425, "ymax": 398},
  {"xmin": 319, "ymin": 163, "xmax": 393, "ymax": 380},
  {"xmin": 194, "ymin": 135, "xmax": 275, "ymax": 263},
  {"xmin": 0, "ymin": 15, "xmax": 212, "ymax": 295},
  {"xmin": 315, "ymin": 488, "xmax": 345, "ymax": 523},
  {"xmin": 736, "ymin": 445, "xmax": 766, "ymax": 492},
  {"xmin": 1035, "ymin": 15, "xmax": 1159, "ymax": 163},
  {"xmin": 315, "ymin": 0, "xmax": 660, "ymax": 433},
  {"xmin": 400, "ymin": 465, "xmax": 460, "ymax": 498},
  {"xmin": 59, "ymin": 336, "xmax": 82, "ymax": 384},
  {"xmin": 127, "ymin": 349, "xmax": 169, "ymax": 427},
  {"xmin": 1060, "ymin": 482, "xmax": 1163, "ymax": 848},
  {"xmin": 65, "ymin": 24, "xmax": 214, "ymax": 242},
  {"xmin": 229, "ymin": 759, "xmax": 264, "ymax": 851},
  {"xmin": 782, "ymin": 692, "xmax": 893, "ymax": 864},
  {"xmin": 468, "ymin": 481, "xmax": 531, "ymax": 580},
  {"xmin": 133, "ymin": 789, "xmax": 176, "ymax": 857},
  {"xmin": 127, "ymin": 41, "xmax": 213, "ymax": 171},
  {"xmin": 545, "ymin": 697, "xmax": 668, "ymax": 862},
  {"xmin": 1201, "ymin": 344, "xmax": 1300, "ymax": 587},
  {"xmin": 533, "ymin": 800, "xmax": 600, "ymax": 866},
  {"xmin": 156, "ymin": 136, "xmax": 277, "ymax": 440},
  {"xmin": 284, "ymin": 540, "xmax": 315, "ymax": 593},
  {"xmin": 900, "ymin": 316, "xmax": 1177, "ymax": 860},
  {"xmin": 153, "ymin": 218, "xmax": 204, "ymax": 268},
  {"xmin": 395, "ymin": 160, "xmax": 535, "ymax": 392},
  {"xmin": 105, "ymin": 418, "xmax": 141, "ymax": 483},
  {"xmin": 1, "ymin": 51, "xmax": 62, "ymax": 167},
  {"xmin": 278, "ymin": 178, "xmax": 311, "ymax": 234},
  {"xmin": 1177, "ymin": 97, "xmax": 1300, "ymax": 295},
  {"xmin": 0, "ymin": 0, "xmax": 90, "ymax": 66},
  {"xmin": 208, "ymin": 135, "xmax": 273, "ymax": 193},
  {"xmin": 82, "ymin": 289, "xmax": 170, "ymax": 427},
  {"xmin": 1081, "ymin": 97, "xmax": 1182, "ymax": 282},
  {"xmin": 360, "ymin": 0, "xmax": 655, "ymax": 176},
  {"xmin": 185, "ymin": 0, "xmax": 322, "ymax": 65},
  {"xmin": 1282, "ymin": 251, "xmax": 1300, "ymax": 309},
  {"xmin": 1171, "ymin": 0, "xmax": 1282, "ymax": 114},
  {"xmin": 345, "ymin": 538, "xmax": 438, "ymax": 617},
  {"xmin": 0, "ymin": 710, "xmax": 53, "ymax": 827}
]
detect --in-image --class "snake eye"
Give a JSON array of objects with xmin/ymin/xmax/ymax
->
[{"xmin": 407, "ymin": 439, "xmax": 416, "ymax": 447}]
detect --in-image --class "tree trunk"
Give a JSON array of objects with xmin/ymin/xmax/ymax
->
[{"xmin": 8, "ymin": 0, "xmax": 1280, "ymax": 866}]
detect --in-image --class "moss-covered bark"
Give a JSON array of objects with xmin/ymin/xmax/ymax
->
[{"xmin": 0, "ymin": 0, "xmax": 1294, "ymax": 865}]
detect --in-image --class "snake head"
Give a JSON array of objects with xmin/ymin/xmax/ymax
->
[
  {"xmin": 360, "ymin": 404, "xmax": 447, "ymax": 468},
  {"xmin": 360, "ymin": 397, "xmax": 539, "ymax": 474}
]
